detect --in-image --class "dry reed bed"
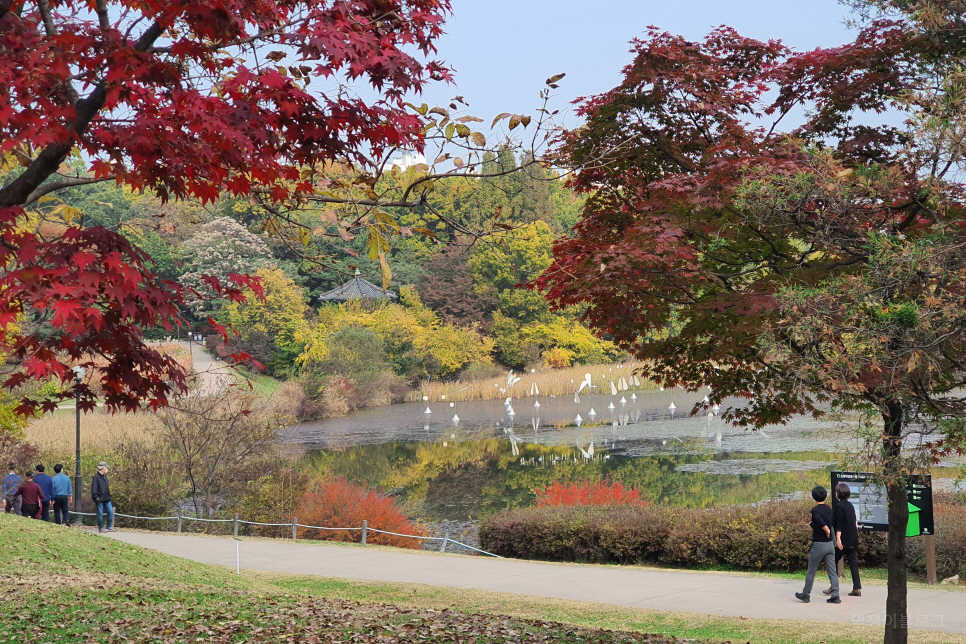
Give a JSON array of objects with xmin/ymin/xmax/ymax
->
[
  {"xmin": 413, "ymin": 362, "xmax": 656, "ymax": 403},
  {"xmin": 26, "ymin": 409, "xmax": 160, "ymax": 456}
]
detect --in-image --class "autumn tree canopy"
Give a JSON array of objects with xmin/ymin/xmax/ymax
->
[
  {"xmin": 539, "ymin": 2, "xmax": 966, "ymax": 643},
  {"xmin": 0, "ymin": 0, "xmax": 452, "ymax": 413}
]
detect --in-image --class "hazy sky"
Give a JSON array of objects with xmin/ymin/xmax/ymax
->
[{"xmin": 418, "ymin": 0, "xmax": 859, "ymax": 127}]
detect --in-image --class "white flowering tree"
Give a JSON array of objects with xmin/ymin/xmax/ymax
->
[{"xmin": 179, "ymin": 218, "xmax": 273, "ymax": 315}]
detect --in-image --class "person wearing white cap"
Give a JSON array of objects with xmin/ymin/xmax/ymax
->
[{"xmin": 91, "ymin": 462, "xmax": 115, "ymax": 533}]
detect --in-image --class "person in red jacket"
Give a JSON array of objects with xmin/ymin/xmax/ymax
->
[{"xmin": 14, "ymin": 471, "xmax": 45, "ymax": 519}]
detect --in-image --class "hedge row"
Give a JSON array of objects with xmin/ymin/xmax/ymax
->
[{"xmin": 480, "ymin": 497, "xmax": 966, "ymax": 577}]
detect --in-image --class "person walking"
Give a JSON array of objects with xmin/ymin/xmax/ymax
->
[
  {"xmin": 2, "ymin": 463, "xmax": 21, "ymax": 515},
  {"xmin": 13, "ymin": 471, "xmax": 45, "ymax": 520},
  {"xmin": 50, "ymin": 464, "xmax": 73, "ymax": 526},
  {"xmin": 91, "ymin": 462, "xmax": 115, "ymax": 533},
  {"xmin": 33, "ymin": 464, "xmax": 53, "ymax": 521},
  {"xmin": 795, "ymin": 485, "xmax": 840, "ymax": 604},
  {"xmin": 824, "ymin": 482, "xmax": 862, "ymax": 597}
]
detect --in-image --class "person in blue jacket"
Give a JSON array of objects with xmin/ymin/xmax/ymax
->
[
  {"xmin": 2, "ymin": 463, "xmax": 21, "ymax": 515},
  {"xmin": 50, "ymin": 464, "xmax": 73, "ymax": 526},
  {"xmin": 33, "ymin": 464, "xmax": 54, "ymax": 521}
]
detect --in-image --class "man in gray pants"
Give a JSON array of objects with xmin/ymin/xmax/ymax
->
[{"xmin": 796, "ymin": 486, "xmax": 840, "ymax": 603}]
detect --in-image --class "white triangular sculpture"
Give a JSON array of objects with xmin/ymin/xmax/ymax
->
[
  {"xmin": 620, "ymin": 396, "xmax": 627, "ymax": 404},
  {"xmin": 631, "ymin": 393, "xmax": 637, "ymax": 401},
  {"xmin": 574, "ymin": 414, "xmax": 583, "ymax": 426},
  {"xmin": 588, "ymin": 408, "xmax": 597, "ymax": 416},
  {"xmin": 452, "ymin": 414, "xmax": 460, "ymax": 424},
  {"xmin": 534, "ymin": 400, "xmax": 541, "ymax": 409},
  {"xmin": 424, "ymin": 407, "xmax": 432, "ymax": 414},
  {"xmin": 507, "ymin": 407, "xmax": 515, "ymax": 416},
  {"xmin": 607, "ymin": 402, "xmax": 615, "ymax": 410}
]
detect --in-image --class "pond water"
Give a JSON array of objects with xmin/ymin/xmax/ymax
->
[{"xmin": 282, "ymin": 388, "xmax": 961, "ymax": 521}]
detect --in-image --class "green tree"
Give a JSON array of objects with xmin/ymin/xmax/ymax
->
[{"xmin": 470, "ymin": 220, "xmax": 554, "ymax": 323}]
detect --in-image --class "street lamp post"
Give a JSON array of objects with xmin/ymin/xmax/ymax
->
[{"xmin": 71, "ymin": 366, "xmax": 86, "ymax": 526}]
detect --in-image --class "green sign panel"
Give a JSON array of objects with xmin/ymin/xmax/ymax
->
[{"xmin": 830, "ymin": 472, "xmax": 934, "ymax": 536}]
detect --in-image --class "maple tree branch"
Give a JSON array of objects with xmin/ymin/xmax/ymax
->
[
  {"xmin": 36, "ymin": 0, "xmax": 55, "ymax": 37},
  {"xmin": 147, "ymin": 17, "xmax": 307, "ymax": 54},
  {"xmin": 95, "ymin": 0, "xmax": 110, "ymax": 32},
  {"xmin": 0, "ymin": 19, "xmax": 164, "ymax": 210},
  {"xmin": 24, "ymin": 175, "xmax": 115, "ymax": 206}
]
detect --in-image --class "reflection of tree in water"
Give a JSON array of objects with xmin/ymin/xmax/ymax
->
[{"xmin": 304, "ymin": 440, "xmax": 843, "ymax": 520}]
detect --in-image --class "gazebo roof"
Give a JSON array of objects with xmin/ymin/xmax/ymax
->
[{"xmin": 318, "ymin": 269, "xmax": 398, "ymax": 302}]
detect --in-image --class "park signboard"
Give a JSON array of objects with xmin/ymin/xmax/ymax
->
[{"xmin": 830, "ymin": 471, "xmax": 934, "ymax": 536}]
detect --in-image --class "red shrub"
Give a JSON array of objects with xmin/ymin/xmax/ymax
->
[
  {"xmin": 534, "ymin": 479, "xmax": 646, "ymax": 507},
  {"xmin": 293, "ymin": 477, "xmax": 425, "ymax": 549}
]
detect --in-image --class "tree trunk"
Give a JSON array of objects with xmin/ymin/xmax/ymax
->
[{"xmin": 883, "ymin": 402, "xmax": 909, "ymax": 644}]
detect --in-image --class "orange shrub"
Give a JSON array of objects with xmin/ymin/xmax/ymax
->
[
  {"xmin": 534, "ymin": 479, "xmax": 646, "ymax": 507},
  {"xmin": 293, "ymin": 477, "xmax": 425, "ymax": 549}
]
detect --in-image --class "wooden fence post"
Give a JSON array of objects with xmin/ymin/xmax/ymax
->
[
  {"xmin": 292, "ymin": 516, "xmax": 298, "ymax": 541},
  {"xmin": 233, "ymin": 512, "xmax": 239, "ymax": 538},
  {"xmin": 361, "ymin": 520, "xmax": 367, "ymax": 546},
  {"xmin": 176, "ymin": 508, "xmax": 182, "ymax": 534},
  {"xmin": 440, "ymin": 532, "xmax": 449, "ymax": 553}
]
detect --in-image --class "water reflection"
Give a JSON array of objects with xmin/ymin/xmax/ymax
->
[
  {"xmin": 285, "ymin": 390, "xmax": 961, "ymax": 521},
  {"xmin": 284, "ymin": 389, "xmax": 849, "ymax": 455},
  {"xmin": 304, "ymin": 440, "xmax": 845, "ymax": 520}
]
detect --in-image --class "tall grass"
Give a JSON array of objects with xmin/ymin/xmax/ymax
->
[
  {"xmin": 25, "ymin": 409, "xmax": 160, "ymax": 457},
  {"xmin": 411, "ymin": 362, "xmax": 656, "ymax": 402}
]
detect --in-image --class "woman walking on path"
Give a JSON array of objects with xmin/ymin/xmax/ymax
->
[{"xmin": 14, "ymin": 471, "xmax": 45, "ymax": 519}]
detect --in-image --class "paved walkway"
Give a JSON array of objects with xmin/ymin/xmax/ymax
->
[
  {"xmin": 184, "ymin": 340, "xmax": 236, "ymax": 394},
  {"xmin": 107, "ymin": 532, "xmax": 964, "ymax": 634}
]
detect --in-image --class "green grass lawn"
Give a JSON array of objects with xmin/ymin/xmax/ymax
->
[
  {"xmin": 232, "ymin": 365, "xmax": 282, "ymax": 396},
  {"xmin": 0, "ymin": 514, "xmax": 960, "ymax": 644}
]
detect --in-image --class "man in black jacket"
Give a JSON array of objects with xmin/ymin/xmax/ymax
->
[
  {"xmin": 91, "ymin": 462, "xmax": 115, "ymax": 533},
  {"xmin": 795, "ymin": 486, "xmax": 840, "ymax": 603},
  {"xmin": 825, "ymin": 482, "xmax": 862, "ymax": 597}
]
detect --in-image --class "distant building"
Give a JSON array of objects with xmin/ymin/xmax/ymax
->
[
  {"xmin": 387, "ymin": 150, "xmax": 426, "ymax": 170},
  {"xmin": 317, "ymin": 269, "xmax": 398, "ymax": 303}
]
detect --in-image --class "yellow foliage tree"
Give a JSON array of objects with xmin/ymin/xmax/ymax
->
[
  {"xmin": 300, "ymin": 287, "xmax": 493, "ymax": 381},
  {"xmin": 219, "ymin": 267, "xmax": 310, "ymax": 374}
]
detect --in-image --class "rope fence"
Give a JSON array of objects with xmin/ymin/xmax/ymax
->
[{"xmin": 69, "ymin": 510, "xmax": 502, "ymax": 558}]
